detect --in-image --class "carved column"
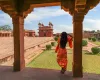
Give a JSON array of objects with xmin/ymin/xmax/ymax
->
[
  {"xmin": 12, "ymin": 14, "xmax": 25, "ymax": 71},
  {"xmin": 73, "ymin": 12, "xmax": 84, "ymax": 77}
]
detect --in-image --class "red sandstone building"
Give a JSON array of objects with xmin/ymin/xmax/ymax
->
[
  {"xmin": 0, "ymin": 30, "xmax": 35, "ymax": 37},
  {"xmin": 38, "ymin": 22, "xmax": 53, "ymax": 37},
  {"xmin": 24, "ymin": 30, "xmax": 35, "ymax": 37},
  {"xmin": 83, "ymin": 31, "xmax": 94, "ymax": 38},
  {"xmin": 0, "ymin": 31, "xmax": 12, "ymax": 37}
]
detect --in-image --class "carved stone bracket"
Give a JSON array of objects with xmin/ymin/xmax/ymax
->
[
  {"xmin": 61, "ymin": 0, "xmax": 74, "ymax": 15},
  {"xmin": 23, "ymin": 3, "xmax": 34, "ymax": 18}
]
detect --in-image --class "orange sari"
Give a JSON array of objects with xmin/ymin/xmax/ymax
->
[{"xmin": 55, "ymin": 36, "xmax": 72, "ymax": 70}]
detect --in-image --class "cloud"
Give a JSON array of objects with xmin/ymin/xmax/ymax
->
[
  {"xmin": 84, "ymin": 18, "xmax": 100, "ymax": 30},
  {"xmin": 25, "ymin": 7, "xmax": 69, "ymax": 24},
  {"xmin": 53, "ymin": 24, "xmax": 73, "ymax": 33},
  {"xmin": 0, "ymin": 12, "xmax": 12, "ymax": 26}
]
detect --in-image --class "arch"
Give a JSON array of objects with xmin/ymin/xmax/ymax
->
[{"xmin": 0, "ymin": 0, "xmax": 100, "ymax": 78}]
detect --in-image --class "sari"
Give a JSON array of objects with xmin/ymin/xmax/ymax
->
[{"xmin": 55, "ymin": 36, "xmax": 72, "ymax": 70}]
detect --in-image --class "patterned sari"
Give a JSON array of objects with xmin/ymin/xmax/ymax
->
[{"xmin": 55, "ymin": 36, "xmax": 72, "ymax": 70}]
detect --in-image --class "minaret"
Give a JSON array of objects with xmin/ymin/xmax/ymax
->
[
  {"xmin": 38, "ymin": 22, "xmax": 42, "ymax": 27},
  {"xmin": 49, "ymin": 22, "xmax": 53, "ymax": 28},
  {"xmin": 41, "ymin": 23, "xmax": 44, "ymax": 27}
]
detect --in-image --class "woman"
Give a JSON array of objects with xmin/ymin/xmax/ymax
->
[{"xmin": 55, "ymin": 32, "xmax": 73, "ymax": 74}]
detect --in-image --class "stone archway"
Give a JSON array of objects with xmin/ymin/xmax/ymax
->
[
  {"xmin": 23, "ymin": 1, "xmax": 86, "ymax": 77},
  {"xmin": 0, "ymin": 0, "xmax": 100, "ymax": 78}
]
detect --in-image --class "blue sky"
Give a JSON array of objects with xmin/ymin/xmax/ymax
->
[{"xmin": 0, "ymin": 4, "xmax": 100, "ymax": 34}]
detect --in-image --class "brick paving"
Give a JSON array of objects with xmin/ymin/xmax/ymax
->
[{"xmin": 0, "ymin": 66, "xmax": 100, "ymax": 80}]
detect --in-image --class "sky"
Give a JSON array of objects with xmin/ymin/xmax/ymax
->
[{"xmin": 0, "ymin": 4, "xmax": 100, "ymax": 34}]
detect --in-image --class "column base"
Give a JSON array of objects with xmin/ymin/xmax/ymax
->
[
  {"xmin": 13, "ymin": 60, "xmax": 25, "ymax": 71},
  {"xmin": 72, "ymin": 63, "xmax": 83, "ymax": 78}
]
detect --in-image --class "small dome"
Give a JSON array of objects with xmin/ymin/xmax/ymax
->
[
  {"xmin": 49, "ymin": 22, "xmax": 53, "ymax": 26},
  {"xmin": 38, "ymin": 22, "xmax": 41, "ymax": 25}
]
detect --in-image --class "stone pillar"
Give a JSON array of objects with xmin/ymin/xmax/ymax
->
[
  {"xmin": 2, "ymin": 33, "xmax": 4, "ymax": 37},
  {"xmin": 7, "ymin": 33, "xmax": 8, "ymax": 37},
  {"xmin": 4, "ymin": 34, "xmax": 5, "ymax": 37},
  {"xmin": 2, "ymin": 34, "xmax": 4, "ymax": 37},
  {"xmin": 1, "ymin": 33, "xmax": 2, "ymax": 37},
  {"xmin": 12, "ymin": 14, "xmax": 25, "ymax": 71},
  {"xmin": 73, "ymin": 12, "xmax": 84, "ymax": 77}
]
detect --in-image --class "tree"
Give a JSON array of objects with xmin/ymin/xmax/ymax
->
[
  {"xmin": 0, "ymin": 25, "xmax": 12, "ymax": 31},
  {"xmin": 82, "ymin": 40, "xmax": 88, "ymax": 46},
  {"xmin": 91, "ymin": 47, "xmax": 100, "ymax": 54},
  {"xmin": 92, "ymin": 37, "xmax": 96, "ymax": 42},
  {"xmin": 97, "ymin": 30, "xmax": 100, "ymax": 33},
  {"xmin": 54, "ymin": 36, "xmax": 58, "ymax": 41},
  {"xmin": 91, "ymin": 30, "xmax": 95, "ymax": 33}
]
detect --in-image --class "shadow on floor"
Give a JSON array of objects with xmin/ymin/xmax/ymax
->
[{"xmin": 0, "ymin": 66, "xmax": 100, "ymax": 80}]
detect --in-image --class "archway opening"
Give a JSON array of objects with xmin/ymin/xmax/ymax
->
[
  {"xmin": 0, "ymin": 10, "xmax": 13, "ymax": 66},
  {"xmin": 24, "ymin": 6, "xmax": 73, "ymax": 72},
  {"xmin": 83, "ymin": 3, "xmax": 100, "ymax": 74}
]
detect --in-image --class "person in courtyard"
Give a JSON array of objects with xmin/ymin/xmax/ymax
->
[{"xmin": 55, "ymin": 32, "xmax": 73, "ymax": 74}]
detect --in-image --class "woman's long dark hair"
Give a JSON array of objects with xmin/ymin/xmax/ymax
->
[{"xmin": 60, "ymin": 32, "xmax": 68, "ymax": 48}]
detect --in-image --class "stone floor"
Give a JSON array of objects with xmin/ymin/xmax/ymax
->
[{"xmin": 0, "ymin": 66, "xmax": 100, "ymax": 80}]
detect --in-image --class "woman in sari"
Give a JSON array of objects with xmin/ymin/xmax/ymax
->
[{"xmin": 55, "ymin": 32, "xmax": 73, "ymax": 74}]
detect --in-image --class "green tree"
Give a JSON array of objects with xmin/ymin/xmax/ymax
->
[
  {"xmin": 82, "ymin": 40, "xmax": 88, "ymax": 46},
  {"xmin": 91, "ymin": 30, "xmax": 95, "ymax": 33},
  {"xmin": 54, "ymin": 36, "xmax": 58, "ymax": 41},
  {"xmin": 88, "ymin": 37, "xmax": 91, "ymax": 40},
  {"xmin": 46, "ymin": 45, "xmax": 52, "ymax": 50},
  {"xmin": 91, "ymin": 47, "xmax": 100, "ymax": 54},
  {"xmin": 92, "ymin": 37, "xmax": 96, "ymax": 42},
  {"xmin": 0, "ymin": 25, "xmax": 12, "ymax": 31},
  {"xmin": 97, "ymin": 30, "xmax": 100, "ymax": 33}
]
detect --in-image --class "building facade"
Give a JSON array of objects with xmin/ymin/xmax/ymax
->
[
  {"xmin": 38, "ymin": 22, "xmax": 53, "ymax": 37},
  {"xmin": 94, "ymin": 32, "xmax": 100, "ymax": 39},
  {"xmin": 0, "ymin": 30, "xmax": 35, "ymax": 37},
  {"xmin": 24, "ymin": 30, "xmax": 35, "ymax": 37},
  {"xmin": 83, "ymin": 31, "xmax": 94, "ymax": 38},
  {"xmin": 0, "ymin": 31, "xmax": 12, "ymax": 37}
]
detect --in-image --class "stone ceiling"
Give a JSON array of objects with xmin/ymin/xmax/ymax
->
[{"xmin": 0, "ymin": 0, "xmax": 100, "ymax": 17}]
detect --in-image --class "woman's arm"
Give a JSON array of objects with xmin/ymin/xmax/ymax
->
[
  {"xmin": 67, "ymin": 34, "xmax": 73, "ymax": 40},
  {"xmin": 55, "ymin": 43, "xmax": 59, "ymax": 53},
  {"xmin": 67, "ymin": 35, "xmax": 73, "ymax": 48},
  {"xmin": 55, "ymin": 38, "xmax": 60, "ymax": 53}
]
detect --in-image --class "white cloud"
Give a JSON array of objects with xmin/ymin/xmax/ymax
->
[
  {"xmin": 0, "ymin": 12, "xmax": 12, "ymax": 26},
  {"xmin": 84, "ymin": 18, "xmax": 100, "ymax": 30},
  {"xmin": 53, "ymin": 24, "xmax": 73, "ymax": 33},
  {"xmin": 25, "ymin": 7, "xmax": 69, "ymax": 24}
]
